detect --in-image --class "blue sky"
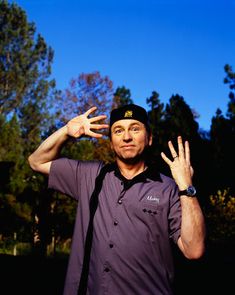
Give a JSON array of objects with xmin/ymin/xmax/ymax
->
[{"xmin": 10, "ymin": 0, "xmax": 235, "ymax": 131}]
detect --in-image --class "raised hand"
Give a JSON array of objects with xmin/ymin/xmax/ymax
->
[
  {"xmin": 66, "ymin": 106, "xmax": 109, "ymax": 139},
  {"xmin": 160, "ymin": 136, "xmax": 194, "ymax": 190}
]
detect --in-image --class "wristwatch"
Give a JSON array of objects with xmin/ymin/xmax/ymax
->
[{"xmin": 178, "ymin": 185, "xmax": 197, "ymax": 197}]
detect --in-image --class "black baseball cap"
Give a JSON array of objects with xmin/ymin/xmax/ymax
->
[{"xmin": 110, "ymin": 104, "xmax": 150, "ymax": 130}]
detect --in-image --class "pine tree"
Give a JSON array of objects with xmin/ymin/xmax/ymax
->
[
  {"xmin": 0, "ymin": 0, "xmax": 55, "ymax": 122},
  {"xmin": 0, "ymin": 0, "xmax": 55, "ymax": 256},
  {"xmin": 112, "ymin": 86, "xmax": 133, "ymax": 108}
]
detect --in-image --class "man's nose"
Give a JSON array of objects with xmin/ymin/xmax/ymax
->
[{"xmin": 123, "ymin": 130, "xmax": 132, "ymax": 141}]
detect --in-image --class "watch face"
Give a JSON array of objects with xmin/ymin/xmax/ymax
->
[
  {"xmin": 187, "ymin": 186, "xmax": 196, "ymax": 196},
  {"xmin": 178, "ymin": 186, "xmax": 197, "ymax": 197}
]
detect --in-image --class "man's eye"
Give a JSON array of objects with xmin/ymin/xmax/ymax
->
[
  {"xmin": 131, "ymin": 126, "xmax": 140, "ymax": 132},
  {"xmin": 114, "ymin": 129, "xmax": 123, "ymax": 134}
]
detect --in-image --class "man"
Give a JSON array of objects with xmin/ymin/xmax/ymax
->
[{"xmin": 28, "ymin": 104, "xmax": 205, "ymax": 295}]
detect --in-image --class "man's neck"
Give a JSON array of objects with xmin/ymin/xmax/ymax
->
[{"xmin": 116, "ymin": 159, "xmax": 147, "ymax": 180}]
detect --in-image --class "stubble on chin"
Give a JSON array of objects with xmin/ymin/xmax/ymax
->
[{"xmin": 115, "ymin": 147, "xmax": 149, "ymax": 165}]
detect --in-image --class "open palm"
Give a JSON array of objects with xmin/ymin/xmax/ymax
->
[{"xmin": 66, "ymin": 106, "xmax": 109, "ymax": 139}]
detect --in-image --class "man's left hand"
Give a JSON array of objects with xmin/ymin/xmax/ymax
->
[{"xmin": 161, "ymin": 136, "xmax": 194, "ymax": 190}]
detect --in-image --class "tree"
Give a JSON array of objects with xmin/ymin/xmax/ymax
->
[
  {"xmin": 224, "ymin": 64, "xmax": 235, "ymax": 119},
  {"xmin": 209, "ymin": 64, "xmax": 235, "ymax": 194},
  {"xmin": 0, "ymin": 0, "xmax": 55, "ymax": 123},
  {"xmin": 0, "ymin": 114, "xmax": 23, "ymax": 164},
  {"xmin": 163, "ymin": 94, "xmax": 199, "ymax": 141},
  {"xmin": 0, "ymin": 0, "xmax": 56, "ymax": 256},
  {"xmin": 0, "ymin": 114, "xmax": 25, "ymax": 193},
  {"xmin": 56, "ymin": 71, "xmax": 113, "ymax": 125},
  {"xmin": 202, "ymin": 64, "xmax": 235, "ymax": 257},
  {"xmin": 146, "ymin": 91, "xmax": 164, "ymax": 144},
  {"xmin": 0, "ymin": 114, "xmax": 34, "ymax": 243},
  {"xmin": 206, "ymin": 188, "xmax": 235, "ymax": 245},
  {"xmin": 112, "ymin": 86, "xmax": 133, "ymax": 108},
  {"xmin": 56, "ymin": 70, "xmax": 115, "ymax": 150},
  {"xmin": 93, "ymin": 138, "xmax": 115, "ymax": 163},
  {"xmin": 158, "ymin": 94, "xmax": 201, "ymax": 169},
  {"xmin": 55, "ymin": 71, "xmax": 115, "ymax": 162},
  {"xmin": 147, "ymin": 93, "xmax": 209, "ymax": 205}
]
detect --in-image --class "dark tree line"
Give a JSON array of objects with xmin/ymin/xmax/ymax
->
[{"xmin": 0, "ymin": 0, "xmax": 234, "ymax": 256}]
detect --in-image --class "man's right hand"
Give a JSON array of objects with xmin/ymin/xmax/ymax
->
[
  {"xmin": 28, "ymin": 106, "xmax": 109, "ymax": 175},
  {"xmin": 66, "ymin": 106, "xmax": 109, "ymax": 138}
]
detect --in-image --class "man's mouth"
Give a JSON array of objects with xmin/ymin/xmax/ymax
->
[{"xmin": 121, "ymin": 145, "xmax": 135, "ymax": 148}]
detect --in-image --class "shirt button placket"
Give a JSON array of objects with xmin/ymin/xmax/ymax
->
[
  {"xmin": 118, "ymin": 199, "xmax": 122, "ymax": 204},
  {"xmin": 117, "ymin": 189, "xmax": 125, "ymax": 205}
]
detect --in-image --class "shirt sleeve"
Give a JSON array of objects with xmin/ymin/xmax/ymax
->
[
  {"xmin": 48, "ymin": 158, "xmax": 80, "ymax": 199},
  {"xmin": 48, "ymin": 158, "xmax": 103, "ymax": 200},
  {"xmin": 168, "ymin": 181, "xmax": 181, "ymax": 244}
]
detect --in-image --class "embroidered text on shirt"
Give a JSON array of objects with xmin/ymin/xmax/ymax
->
[{"xmin": 147, "ymin": 196, "xmax": 160, "ymax": 203}]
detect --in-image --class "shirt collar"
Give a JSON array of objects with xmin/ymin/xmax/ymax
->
[{"xmin": 112, "ymin": 162, "xmax": 162, "ymax": 190}]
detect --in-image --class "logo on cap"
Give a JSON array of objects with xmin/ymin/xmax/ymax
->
[{"xmin": 124, "ymin": 110, "xmax": 133, "ymax": 118}]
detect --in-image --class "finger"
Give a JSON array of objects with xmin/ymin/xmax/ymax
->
[
  {"xmin": 160, "ymin": 152, "xmax": 172, "ymax": 166},
  {"xmin": 90, "ymin": 124, "xmax": 109, "ymax": 130},
  {"xmin": 177, "ymin": 136, "xmax": 185, "ymax": 158},
  {"xmin": 185, "ymin": 140, "xmax": 191, "ymax": 163},
  {"xmin": 89, "ymin": 115, "xmax": 107, "ymax": 123},
  {"xmin": 168, "ymin": 141, "xmax": 178, "ymax": 158},
  {"xmin": 87, "ymin": 130, "xmax": 103, "ymax": 138},
  {"xmin": 85, "ymin": 106, "xmax": 97, "ymax": 117}
]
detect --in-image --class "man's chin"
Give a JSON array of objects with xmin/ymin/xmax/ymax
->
[{"xmin": 117, "ymin": 154, "xmax": 143, "ymax": 164}]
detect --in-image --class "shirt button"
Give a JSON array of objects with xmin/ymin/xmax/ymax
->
[
  {"xmin": 104, "ymin": 267, "xmax": 110, "ymax": 272},
  {"xmin": 118, "ymin": 199, "xmax": 122, "ymax": 204},
  {"xmin": 114, "ymin": 221, "xmax": 118, "ymax": 226},
  {"xmin": 109, "ymin": 244, "xmax": 114, "ymax": 248}
]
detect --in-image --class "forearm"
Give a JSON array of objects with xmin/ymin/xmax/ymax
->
[
  {"xmin": 28, "ymin": 125, "xmax": 69, "ymax": 174},
  {"xmin": 178, "ymin": 196, "xmax": 206, "ymax": 259}
]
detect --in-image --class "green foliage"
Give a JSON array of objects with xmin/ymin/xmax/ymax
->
[
  {"xmin": 94, "ymin": 138, "xmax": 115, "ymax": 163},
  {"xmin": 0, "ymin": 193, "xmax": 32, "ymax": 235},
  {"xmin": 0, "ymin": 0, "xmax": 55, "ymax": 124},
  {"xmin": 147, "ymin": 93, "xmax": 200, "ymax": 149},
  {"xmin": 0, "ymin": 1, "xmax": 234, "ymax": 256},
  {"xmin": 0, "ymin": 114, "xmax": 29, "ymax": 194},
  {"xmin": 0, "ymin": 113, "xmax": 23, "ymax": 162},
  {"xmin": 206, "ymin": 189, "xmax": 235, "ymax": 244},
  {"xmin": 210, "ymin": 83, "xmax": 235, "ymax": 193},
  {"xmin": 146, "ymin": 93, "xmax": 204, "ymax": 178},
  {"xmin": 164, "ymin": 94, "xmax": 199, "ymax": 140},
  {"xmin": 61, "ymin": 139, "xmax": 95, "ymax": 161},
  {"xmin": 112, "ymin": 86, "xmax": 133, "ymax": 108},
  {"xmin": 146, "ymin": 90, "xmax": 164, "ymax": 143},
  {"xmin": 0, "ymin": 0, "xmax": 55, "ymax": 256},
  {"xmin": 224, "ymin": 64, "xmax": 235, "ymax": 118},
  {"xmin": 52, "ymin": 193, "xmax": 77, "ymax": 240}
]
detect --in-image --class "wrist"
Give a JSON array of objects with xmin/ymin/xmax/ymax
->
[
  {"xmin": 177, "ymin": 183, "xmax": 193, "ymax": 191},
  {"xmin": 56, "ymin": 125, "xmax": 70, "ymax": 143},
  {"xmin": 178, "ymin": 185, "xmax": 197, "ymax": 197}
]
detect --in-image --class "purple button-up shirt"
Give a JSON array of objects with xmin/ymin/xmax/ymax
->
[{"xmin": 48, "ymin": 158, "xmax": 181, "ymax": 295}]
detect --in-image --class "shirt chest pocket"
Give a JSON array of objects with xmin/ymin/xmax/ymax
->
[{"xmin": 127, "ymin": 200, "xmax": 163, "ymax": 226}]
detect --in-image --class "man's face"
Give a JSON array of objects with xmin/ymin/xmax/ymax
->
[{"xmin": 110, "ymin": 119, "xmax": 152, "ymax": 163}]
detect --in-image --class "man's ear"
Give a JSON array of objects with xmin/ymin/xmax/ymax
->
[
  {"xmin": 148, "ymin": 133, "xmax": 153, "ymax": 146},
  {"xmin": 110, "ymin": 141, "xmax": 114, "ymax": 150}
]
